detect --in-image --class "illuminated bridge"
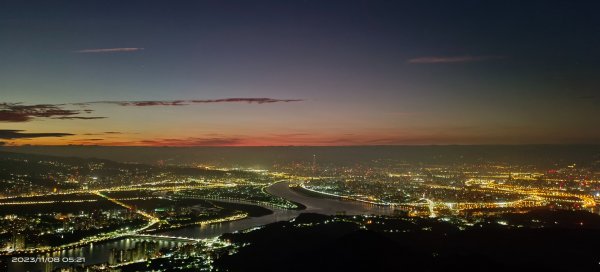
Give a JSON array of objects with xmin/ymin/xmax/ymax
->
[{"xmin": 128, "ymin": 234, "xmax": 201, "ymax": 242}]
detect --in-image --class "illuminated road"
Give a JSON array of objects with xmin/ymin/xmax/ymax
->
[
  {"xmin": 93, "ymin": 191, "xmax": 159, "ymax": 221},
  {"xmin": 419, "ymin": 198, "xmax": 436, "ymax": 218},
  {"xmin": 1, "ymin": 191, "xmax": 163, "ymax": 255},
  {"xmin": 2, "ymin": 176, "xmax": 596, "ymax": 259}
]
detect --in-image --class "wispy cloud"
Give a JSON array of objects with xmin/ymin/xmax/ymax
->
[
  {"xmin": 98, "ymin": 100, "xmax": 189, "ymax": 107},
  {"xmin": 90, "ymin": 98, "xmax": 303, "ymax": 107},
  {"xmin": 1, "ymin": 97, "xmax": 302, "ymax": 122},
  {"xmin": 190, "ymin": 98, "xmax": 303, "ymax": 104},
  {"xmin": 75, "ymin": 47, "xmax": 144, "ymax": 53},
  {"xmin": 0, "ymin": 103, "xmax": 105, "ymax": 122},
  {"xmin": 52, "ymin": 116, "xmax": 107, "ymax": 120},
  {"xmin": 82, "ymin": 131, "xmax": 126, "ymax": 136},
  {"xmin": 408, "ymin": 55, "xmax": 504, "ymax": 64},
  {"xmin": 0, "ymin": 129, "xmax": 74, "ymax": 139},
  {"xmin": 138, "ymin": 137, "xmax": 244, "ymax": 146}
]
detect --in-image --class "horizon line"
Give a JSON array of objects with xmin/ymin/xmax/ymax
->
[{"xmin": 2, "ymin": 144, "xmax": 600, "ymax": 148}]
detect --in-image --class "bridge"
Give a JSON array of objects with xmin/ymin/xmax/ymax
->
[{"xmin": 128, "ymin": 234, "xmax": 201, "ymax": 242}]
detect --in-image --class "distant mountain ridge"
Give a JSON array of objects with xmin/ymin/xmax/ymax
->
[{"xmin": 2, "ymin": 145, "xmax": 600, "ymax": 168}]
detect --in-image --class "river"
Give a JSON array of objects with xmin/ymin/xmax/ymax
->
[{"xmin": 14, "ymin": 181, "xmax": 394, "ymax": 271}]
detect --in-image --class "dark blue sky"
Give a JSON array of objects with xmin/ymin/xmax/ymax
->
[{"xmin": 1, "ymin": 0, "xmax": 599, "ymax": 145}]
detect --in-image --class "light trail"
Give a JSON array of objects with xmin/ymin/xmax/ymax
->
[{"xmin": 93, "ymin": 191, "xmax": 158, "ymax": 221}]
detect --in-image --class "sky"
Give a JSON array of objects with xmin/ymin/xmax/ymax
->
[{"xmin": 1, "ymin": 0, "xmax": 599, "ymax": 146}]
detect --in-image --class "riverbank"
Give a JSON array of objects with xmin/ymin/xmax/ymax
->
[{"xmin": 12, "ymin": 181, "xmax": 393, "ymax": 271}]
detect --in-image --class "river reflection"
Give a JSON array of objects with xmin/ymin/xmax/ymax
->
[
  {"xmin": 157, "ymin": 181, "xmax": 395, "ymax": 239},
  {"xmin": 266, "ymin": 181, "xmax": 395, "ymax": 216},
  {"xmin": 10, "ymin": 238, "xmax": 188, "ymax": 272},
  {"xmin": 17, "ymin": 181, "xmax": 393, "ymax": 271}
]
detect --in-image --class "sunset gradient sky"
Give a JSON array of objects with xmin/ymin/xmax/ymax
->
[{"xmin": 1, "ymin": 0, "xmax": 599, "ymax": 146}]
